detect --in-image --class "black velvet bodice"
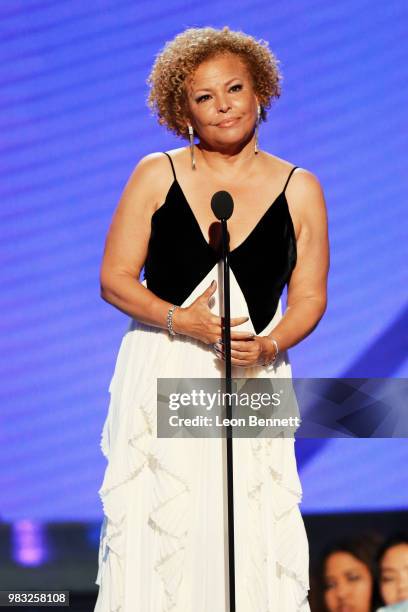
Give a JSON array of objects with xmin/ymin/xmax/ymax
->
[{"xmin": 144, "ymin": 157, "xmax": 298, "ymax": 335}]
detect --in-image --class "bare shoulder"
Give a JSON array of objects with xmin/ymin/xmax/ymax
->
[
  {"xmin": 163, "ymin": 146, "xmax": 189, "ymax": 169},
  {"xmin": 262, "ymin": 153, "xmax": 327, "ymax": 233},
  {"xmin": 286, "ymin": 167, "xmax": 327, "ymax": 222},
  {"xmin": 287, "ymin": 169, "xmax": 328, "ymax": 247},
  {"xmin": 263, "ymin": 152, "xmax": 323, "ymax": 193},
  {"xmin": 261, "ymin": 151, "xmax": 296, "ymax": 178},
  {"xmin": 128, "ymin": 151, "xmax": 173, "ymax": 185},
  {"xmin": 121, "ymin": 151, "xmax": 176, "ymax": 213}
]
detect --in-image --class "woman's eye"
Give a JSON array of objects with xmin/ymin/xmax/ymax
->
[
  {"xmin": 196, "ymin": 85, "xmax": 242, "ymax": 103},
  {"xmin": 380, "ymin": 576, "xmax": 394, "ymax": 583}
]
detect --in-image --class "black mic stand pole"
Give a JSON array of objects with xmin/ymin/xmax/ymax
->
[{"xmin": 220, "ymin": 217, "xmax": 236, "ymax": 612}]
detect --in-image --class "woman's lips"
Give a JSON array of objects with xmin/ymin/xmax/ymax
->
[{"xmin": 217, "ymin": 117, "xmax": 239, "ymax": 127}]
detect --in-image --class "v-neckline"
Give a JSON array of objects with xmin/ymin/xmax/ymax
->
[{"xmin": 173, "ymin": 179, "xmax": 286, "ymax": 255}]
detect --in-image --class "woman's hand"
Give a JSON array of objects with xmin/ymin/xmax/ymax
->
[
  {"xmin": 214, "ymin": 335, "xmax": 278, "ymax": 368},
  {"xmin": 172, "ymin": 280, "xmax": 254, "ymax": 346}
]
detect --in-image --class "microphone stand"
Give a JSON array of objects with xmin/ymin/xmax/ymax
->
[{"xmin": 220, "ymin": 218, "xmax": 236, "ymax": 612}]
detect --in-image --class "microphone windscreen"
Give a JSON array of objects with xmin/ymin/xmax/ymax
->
[{"xmin": 211, "ymin": 191, "xmax": 234, "ymax": 220}]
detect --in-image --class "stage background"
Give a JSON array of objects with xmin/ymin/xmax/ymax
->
[{"xmin": 1, "ymin": 0, "xmax": 407, "ymax": 542}]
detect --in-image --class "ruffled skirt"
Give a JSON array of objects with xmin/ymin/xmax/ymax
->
[{"xmin": 94, "ymin": 271, "xmax": 310, "ymax": 612}]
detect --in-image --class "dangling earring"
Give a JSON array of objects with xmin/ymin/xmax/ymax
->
[
  {"xmin": 188, "ymin": 125, "xmax": 196, "ymax": 170},
  {"xmin": 254, "ymin": 105, "xmax": 261, "ymax": 155}
]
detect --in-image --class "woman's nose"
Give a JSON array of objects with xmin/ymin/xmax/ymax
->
[
  {"xmin": 216, "ymin": 95, "xmax": 231, "ymax": 113},
  {"xmin": 335, "ymin": 583, "xmax": 350, "ymax": 601}
]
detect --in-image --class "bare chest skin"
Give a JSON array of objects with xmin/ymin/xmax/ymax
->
[{"xmin": 170, "ymin": 152, "xmax": 300, "ymax": 250}]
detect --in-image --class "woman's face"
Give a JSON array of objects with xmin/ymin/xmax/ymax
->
[
  {"xmin": 379, "ymin": 543, "xmax": 408, "ymax": 605},
  {"xmin": 323, "ymin": 552, "xmax": 373, "ymax": 612},
  {"xmin": 185, "ymin": 52, "xmax": 258, "ymax": 152}
]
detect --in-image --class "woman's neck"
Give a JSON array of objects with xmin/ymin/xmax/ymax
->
[{"xmin": 195, "ymin": 135, "xmax": 259, "ymax": 178}]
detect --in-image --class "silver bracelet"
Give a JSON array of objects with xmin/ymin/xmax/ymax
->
[
  {"xmin": 263, "ymin": 337, "xmax": 279, "ymax": 366},
  {"xmin": 167, "ymin": 305, "xmax": 179, "ymax": 336}
]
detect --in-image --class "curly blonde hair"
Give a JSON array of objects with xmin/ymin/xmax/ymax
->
[{"xmin": 147, "ymin": 26, "xmax": 282, "ymax": 139}]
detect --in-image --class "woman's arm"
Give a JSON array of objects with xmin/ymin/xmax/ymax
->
[
  {"xmin": 266, "ymin": 169, "xmax": 330, "ymax": 354},
  {"xmin": 100, "ymin": 153, "xmax": 177, "ymax": 328}
]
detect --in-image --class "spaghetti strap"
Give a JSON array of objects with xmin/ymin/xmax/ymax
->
[
  {"xmin": 163, "ymin": 152, "xmax": 177, "ymax": 181},
  {"xmin": 283, "ymin": 165, "xmax": 299, "ymax": 193}
]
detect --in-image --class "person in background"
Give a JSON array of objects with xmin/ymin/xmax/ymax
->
[
  {"xmin": 310, "ymin": 534, "xmax": 382, "ymax": 612},
  {"xmin": 375, "ymin": 533, "xmax": 408, "ymax": 611}
]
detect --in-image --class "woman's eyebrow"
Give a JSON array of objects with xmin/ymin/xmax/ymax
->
[{"xmin": 194, "ymin": 77, "xmax": 241, "ymax": 93}]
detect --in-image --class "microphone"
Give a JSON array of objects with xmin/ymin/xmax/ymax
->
[
  {"xmin": 210, "ymin": 189, "xmax": 236, "ymax": 612},
  {"xmin": 211, "ymin": 190, "xmax": 234, "ymax": 220}
]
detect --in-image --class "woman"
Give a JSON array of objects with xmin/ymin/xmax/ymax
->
[
  {"xmin": 94, "ymin": 26, "xmax": 329, "ymax": 612},
  {"xmin": 376, "ymin": 533, "xmax": 408, "ymax": 609},
  {"xmin": 311, "ymin": 535, "xmax": 382, "ymax": 612}
]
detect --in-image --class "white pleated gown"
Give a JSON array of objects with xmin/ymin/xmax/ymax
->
[{"xmin": 94, "ymin": 261, "xmax": 310, "ymax": 612}]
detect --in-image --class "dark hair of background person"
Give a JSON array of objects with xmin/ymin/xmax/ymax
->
[{"xmin": 309, "ymin": 533, "xmax": 384, "ymax": 612}]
